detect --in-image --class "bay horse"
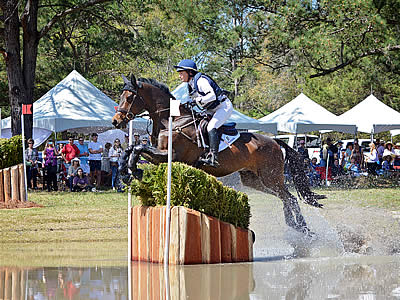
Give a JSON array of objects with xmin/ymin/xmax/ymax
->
[{"xmin": 112, "ymin": 75, "xmax": 325, "ymax": 234}]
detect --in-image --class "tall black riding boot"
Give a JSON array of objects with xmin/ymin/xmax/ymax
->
[{"xmin": 200, "ymin": 128, "xmax": 220, "ymax": 167}]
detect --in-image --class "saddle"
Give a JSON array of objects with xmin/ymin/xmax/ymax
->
[{"xmin": 199, "ymin": 117, "xmax": 238, "ymax": 147}]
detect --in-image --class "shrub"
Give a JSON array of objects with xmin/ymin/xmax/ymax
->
[
  {"xmin": 0, "ymin": 135, "xmax": 23, "ymax": 169},
  {"xmin": 130, "ymin": 162, "xmax": 251, "ymax": 229}
]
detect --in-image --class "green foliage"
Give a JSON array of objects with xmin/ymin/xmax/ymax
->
[
  {"xmin": 0, "ymin": 135, "xmax": 23, "ymax": 169},
  {"xmin": 130, "ymin": 162, "xmax": 251, "ymax": 229}
]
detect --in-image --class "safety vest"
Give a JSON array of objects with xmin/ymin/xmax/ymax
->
[{"xmin": 190, "ymin": 73, "xmax": 226, "ymax": 109}]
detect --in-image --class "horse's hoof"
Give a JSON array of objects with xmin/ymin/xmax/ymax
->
[
  {"xmin": 121, "ymin": 175, "xmax": 132, "ymax": 185},
  {"xmin": 251, "ymin": 230, "xmax": 256, "ymax": 244},
  {"xmin": 132, "ymin": 169, "xmax": 143, "ymax": 181}
]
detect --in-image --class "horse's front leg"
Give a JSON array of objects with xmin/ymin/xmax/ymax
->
[
  {"xmin": 119, "ymin": 145, "xmax": 144, "ymax": 183},
  {"xmin": 140, "ymin": 145, "xmax": 169, "ymax": 164}
]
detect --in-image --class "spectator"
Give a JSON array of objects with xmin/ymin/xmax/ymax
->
[
  {"xmin": 109, "ymin": 138, "xmax": 123, "ymax": 191},
  {"xmin": 335, "ymin": 140, "xmax": 344, "ymax": 165},
  {"xmin": 76, "ymin": 137, "xmax": 90, "ymax": 175},
  {"xmin": 385, "ymin": 142, "xmax": 395, "ymax": 156},
  {"xmin": 101, "ymin": 142, "xmax": 112, "ymax": 174},
  {"xmin": 121, "ymin": 134, "xmax": 130, "ymax": 150},
  {"xmin": 343, "ymin": 142, "xmax": 353, "ymax": 167},
  {"xmin": 377, "ymin": 140, "xmax": 386, "ymax": 166},
  {"xmin": 88, "ymin": 133, "xmax": 103, "ymax": 191},
  {"xmin": 141, "ymin": 136, "xmax": 150, "ymax": 146},
  {"xmin": 382, "ymin": 149, "xmax": 394, "ymax": 177},
  {"xmin": 134, "ymin": 133, "xmax": 141, "ymax": 146},
  {"xmin": 67, "ymin": 158, "xmax": 80, "ymax": 191},
  {"xmin": 331, "ymin": 158, "xmax": 345, "ymax": 178},
  {"xmin": 297, "ymin": 140, "xmax": 309, "ymax": 161},
  {"xmin": 394, "ymin": 143, "xmax": 400, "ymax": 167},
  {"xmin": 366, "ymin": 142, "xmax": 379, "ymax": 175},
  {"xmin": 306, "ymin": 158, "xmax": 320, "ymax": 186},
  {"xmin": 72, "ymin": 168, "xmax": 92, "ymax": 192},
  {"xmin": 25, "ymin": 138, "xmax": 39, "ymax": 190},
  {"xmin": 61, "ymin": 136, "xmax": 80, "ymax": 169},
  {"xmin": 345, "ymin": 157, "xmax": 361, "ymax": 177},
  {"xmin": 320, "ymin": 138, "xmax": 335, "ymax": 167},
  {"xmin": 43, "ymin": 140, "xmax": 59, "ymax": 192},
  {"xmin": 352, "ymin": 139, "xmax": 364, "ymax": 169}
]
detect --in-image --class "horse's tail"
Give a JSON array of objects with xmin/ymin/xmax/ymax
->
[{"xmin": 274, "ymin": 138, "xmax": 325, "ymax": 208}]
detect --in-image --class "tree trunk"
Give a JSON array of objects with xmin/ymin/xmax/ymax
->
[{"xmin": 4, "ymin": 0, "xmax": 25, "ymax": 137}]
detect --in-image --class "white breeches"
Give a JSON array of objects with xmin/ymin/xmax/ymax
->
[{"xmin": 207, "ymin": 98, "xmax": 233, "ymax": 132}]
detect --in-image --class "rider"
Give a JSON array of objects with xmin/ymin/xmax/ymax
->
[{"xmin": 174, "ymin": 59, "xmax": 233, "ymax": 167}]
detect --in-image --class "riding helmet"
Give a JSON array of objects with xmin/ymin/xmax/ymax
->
[{"xmin": 174, "ymin": 59, "xmax": 198, "ymax": 72}]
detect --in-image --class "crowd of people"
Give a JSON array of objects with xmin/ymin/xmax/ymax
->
[
  {"xmin": 24, "ymin": 132, "xmax": 150, "ymax": 192},
  {"xmin": 298, "ymin": 137, "xmax": 400, "ymax": 186}
]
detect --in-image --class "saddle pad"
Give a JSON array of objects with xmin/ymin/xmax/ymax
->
[{"xmin": 218, "ymin": 132, "xmax": 240, "ymax": 152}]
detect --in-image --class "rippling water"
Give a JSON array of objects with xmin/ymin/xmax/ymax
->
[{"xmin": 2, "ymin": 182, "xmax": 400, "ymax": 299}]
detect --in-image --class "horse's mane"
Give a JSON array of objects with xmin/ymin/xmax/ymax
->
[{"xmin": 137, "ymin": 78, "xmax": 176, "ymax": 99}]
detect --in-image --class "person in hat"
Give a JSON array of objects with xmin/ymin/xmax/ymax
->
[
  {"xmin": 297, "ymin": 140, "xmax": 309, "ymax": 162},
  {"xmin": 88, "ymin": 133, "xmax": 103, "ymax": 190},
  {"xmin": 67, "ymin": 157, "xmax": 80, "ymax": 191},
  {"xmin": 174, "ymin": 59, "xmax": 233, "ymax": 167},
  {"xmin": 382, "ymin": 148, "xmax": 395, "ymax": 177}
]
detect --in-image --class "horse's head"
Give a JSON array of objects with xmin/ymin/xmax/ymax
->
[{"xmin": 112, "ymin": 74, "xmax": 146, "ymax": 128}]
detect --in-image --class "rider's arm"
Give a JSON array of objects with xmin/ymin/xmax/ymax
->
[{"xmin": 194, "ymin": 77, "xmax": 216, "ymax": 108}]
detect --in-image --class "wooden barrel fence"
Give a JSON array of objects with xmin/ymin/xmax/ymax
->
[
  {"xmin": 132, "ymin": 205, "xmax": 254, "ymax": 265},
  {"xmin": 0, "ymin": 267, "xmax": 27, "ymax": 300},
  {"xmin": 0, "ymin": 164, "xmax": 26, "ymax": 204}
]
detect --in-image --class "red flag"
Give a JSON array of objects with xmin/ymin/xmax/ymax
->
[
  {"xmin": 22, "ymin": 104, "xmax": 32, "ymax": 115},
  {"xmin": 114, "ymin": 106, "xmax": 118, "ymax": 112}
]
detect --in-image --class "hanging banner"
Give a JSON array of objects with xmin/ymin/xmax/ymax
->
[{"xmin": 22, "ymin": 104, "xmax": 32, "ymax": 115}]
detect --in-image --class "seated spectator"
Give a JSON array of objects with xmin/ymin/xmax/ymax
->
[
  {"xmin": 345, "ymin": 157, "xmax": 361, "ymax": 177},
  {"xmin": 394, "ymin": 143, "xmax": 400, "ymax": 167},
  {"xmin": 331, "ymin": 158, "xmax": 346, "ymax": 179},
  {"xmin": 305, "ymin": 158, "xmax": 320, "ymax": 186},
  {"xmin": 366, "ymin": 142, "xmax": 379, "ymax": 176},
  {"xmin": 352, "ymin": 139, "xmax": 364, "ymax": 169},
  {"xmin": 72, "ymin": 168, "xmax": 92, "ymax": 192},
  {"xmin": 377, "ymin": 140, "xmax": 386, "ymax": 167},
  {"xmin": 67, "ymin": 158, "xmax": 80, "ymax": 191},
  {"xmin": 382, "ymin": 149, "xmax": 395, "ymax": 177},
  {"xmin": 343, "ymin": 142, "xmax": 353, "ymax": 166}
]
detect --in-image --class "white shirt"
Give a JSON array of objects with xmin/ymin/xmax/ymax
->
[
  {"xmin": 109, "ymin": 147, "xmax": 123, "ymax": 163},
  {"xmin": 88, "ymin": 141, "xmax": 103, "ymax": 161},
  {"xmin": 189, "ymin": 77, "xmax": 216, "ymax": 108}
]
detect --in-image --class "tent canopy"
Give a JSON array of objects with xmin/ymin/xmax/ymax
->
[
  {"xmin": 338, "ymin": 94, "xmax": 400, "ymax": 134},
  {"xmin": 172, "ymin": 83, "xmax": 277, "ymax": 134},
  {"xmin": 1, "ymin": 70, "xmax": 148, "ymax": 133},
  {"xmin": 259, "ymin": 93, "xmax": 357, "ymax": 134}
]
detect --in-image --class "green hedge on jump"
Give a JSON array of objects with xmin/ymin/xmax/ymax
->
[
  {"xmin": 130, "ymin": 162, "xmax": 251, "ymax": 229},
  {"xmin": 0, "ymin": 135, "xmax": 23, "ymax": 169}
]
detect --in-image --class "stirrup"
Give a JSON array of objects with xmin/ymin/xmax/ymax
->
[{"xmin": 199, "ymin": 153, "xmax": 219, "ymax": 168}]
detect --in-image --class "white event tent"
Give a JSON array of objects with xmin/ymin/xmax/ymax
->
[
  {"xmin": 1, "ymin": 70, "xmax": 148, "ymax": 146},
  {"xmin": 259, "ymin": 93, "xmax": 357, "ymax": 134},
  {"xmin": 172, "ymin": 83, "xmax": 278, "ymax": 134},
  {"xmin": 337, "ymin": 94, "xmax": 400, "ymax": 134}
]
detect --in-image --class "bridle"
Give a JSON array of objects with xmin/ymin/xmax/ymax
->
[
  {"xmin": 117, "ymin": 82, "xmax": 145, "ymax": 122},
  {"xmin": 117, "ymin": 82, "xmax": 170, "ymax": 123}
]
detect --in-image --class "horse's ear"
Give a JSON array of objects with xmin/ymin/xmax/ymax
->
[
  {"xmin": 130, "ymin": 74, "xmax": 143, "ymax": 89},
  {"xmin": 122, "ymin": 75, "xmax": 130, "ymax": 85}
]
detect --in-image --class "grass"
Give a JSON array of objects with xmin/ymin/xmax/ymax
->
[
  {"xmin": 0, "ymin": 191, "xmax": 138, "ymax": 267},
  {"xmin": 0, "ymin": 187, "xmax": 399, "ymax": 267}
]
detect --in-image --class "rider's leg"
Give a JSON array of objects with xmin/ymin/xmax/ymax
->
[{"xmin": 200, "ymin": 101, "xmax": 233, "ymax": 167}]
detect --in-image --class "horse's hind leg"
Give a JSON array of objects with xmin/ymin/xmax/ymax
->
[
  {"xmin": 256, "ymin": 167, "xmax": 310, "ymax": 234},
  {"xmin": 239, "ymin": 170, "xmax": 306, "ymax": 232}
]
